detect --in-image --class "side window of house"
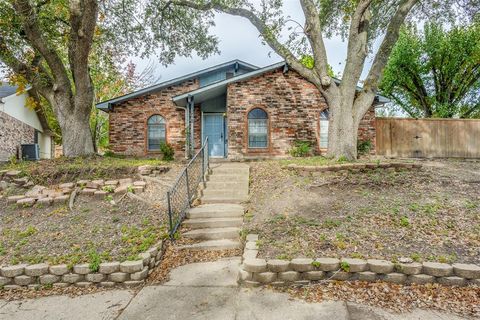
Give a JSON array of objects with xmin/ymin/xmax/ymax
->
[
  {"xmin": 147, "ymin": 115, "xmax": 166, "ymax": 151},
  {"xmin": 319, "ymin": 109, "xmax": 329, "ymax": 149},
  {"xmin": 248, "ymin": 108, "xmax": 268, "ymax": 148}
]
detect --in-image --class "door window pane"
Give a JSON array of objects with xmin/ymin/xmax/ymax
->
[
  {"xmin": 248, "ymin": 108, "xmax": 268, "ymax": 148},
  {"xmin": 147, "ymin": 115, "xmax": 166, "ymax": 151}
]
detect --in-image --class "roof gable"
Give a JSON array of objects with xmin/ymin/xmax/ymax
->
[{"xmin": 96, "ymin": 59, "xmax": 257, "ymax": 110}]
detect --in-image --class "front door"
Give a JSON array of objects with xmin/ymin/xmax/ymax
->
[{"xmin": 203, "ymin": 113, "xmax": 225, "ymax": 157}]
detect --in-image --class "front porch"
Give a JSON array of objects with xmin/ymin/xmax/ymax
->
[{"xmin": 174, "ymin": 86, "xmax": 229, "ymax": 159}]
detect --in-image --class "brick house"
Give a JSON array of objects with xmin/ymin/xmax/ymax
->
[
  {"xmin": 96, "ymin": 60, "xmax": 387, "ymax": 159},
  {"xmin": 0, "ymin": 83, "xmax": 53, "ymax": 161}
]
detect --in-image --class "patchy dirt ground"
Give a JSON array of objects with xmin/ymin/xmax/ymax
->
[
  {"xmin": 277, "ymin": 281, "xmax": 480, "ymax": 318},
  {"xmin": 246, "ymin": 159, "xmax": 480, "ymax": 264},
  {"xmin": 0, "ymin": 156, "xmax": 181, "ymax": 185},
  {"xmin": 0, "ymin": 162, "xmax": 184, "ymax": 266}
]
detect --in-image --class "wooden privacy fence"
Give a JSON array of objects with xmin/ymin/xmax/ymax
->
[{"xmin": 376, "ymin": 117, "xmax": 480, "ymax": 158}]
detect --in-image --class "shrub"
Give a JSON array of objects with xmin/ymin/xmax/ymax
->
[
  {"xmin": 357, "ymin": 139, "xmax": 372, "ymax": 155},
  {"xmin": 160, "ymin": 142, "xmax": 175, "ymax": 161},
  {"xmin": 289, "ymin": 140, "xmax": 312, "ymax": 157}
]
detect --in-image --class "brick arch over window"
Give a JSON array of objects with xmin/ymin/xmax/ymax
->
[
  {"xmin": 147, "ymin": 114, "xmax": 166, "ymax": 151},
  {"xmin": 247, "ymin": 107, "xmax": 269, "ymax": 149}
]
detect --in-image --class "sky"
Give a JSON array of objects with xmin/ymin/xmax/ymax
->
[{"xmin": 133, "ymin": 1, "xmax": 372, "ymax": 84}]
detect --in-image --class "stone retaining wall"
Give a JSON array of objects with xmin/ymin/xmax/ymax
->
[
  {"xmin": 238, "ymin": 235, "xmax": 480, "ymax": 288},
  {"xmin": 0, "ymin": 241, "xmax": 164, "ymax": 290},
  {"xmin": 285, "ymin": 162, "xmax": 422, "ymax": 173}
]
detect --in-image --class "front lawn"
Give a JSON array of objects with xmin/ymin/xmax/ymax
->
[{"xmin": 245, "ymin": 159, "xmax": 480, "ymax": 264}]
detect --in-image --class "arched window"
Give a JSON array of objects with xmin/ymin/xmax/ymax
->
[
  {"xmin": 147, "ymin": 115, "xmax": 166, "ymax": 151},
  {"xmin": 248, "ymin": 108, "xmax": 268, "ymax": 148},
  {"xmin": 319, "ymin": 109, "xmax": 329, "ymax": 149}
]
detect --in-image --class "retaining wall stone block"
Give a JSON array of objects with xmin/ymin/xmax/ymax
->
[
  {"xmin": 0, "ymin": 277, "xmax": 11, "ymax": 286},
  {"xmin": 120, "ymin": 260, "xmax": 143, "ymax": 273},
  {"xmin": 75, "ymin": 282, "xmax": 93, "ymax": 288},
  {"xmin": 243, "ymin": 259, "xmax": 267, "ymax": 273},
  {"xmin": 1, "ymin": 264, "xmax": 27, "ymax": 277},
  {"xmin": 315, "ymin": 258, "xmax": 340, "ymax": 271},
  {"xmin": 452, "ymin": 263, "xmax": 480, "ymax": 279},
  {"xmin": 383, "ymin": 273, "xmax": 407, "ymax": 284},
  {"xmin": 267, "ymin": 260, "xmax": 290, "ymax": 273},
  {"xmin": 397, "ymin": 262, "xmax": 423, "ymax": 275},
  {"xmin": 85, "ymin": 273, "xmax": 106, "ymax": 283},
  {"xmin": 438, "ymin": 276, "xmax": 466, "ymax": 286},
  {"xmin": 358, "ymin": 271, "xmax": 377, "ymax": 282},
  {"xmin": 39, "ymin": 274, "xmax": 60, "ymax": 285},
  {"xmin": 130, "ymin": 267, "xmax": 149, "ymax": 281},
  {"xmin": 328, "ymin": 271, "xmax": 350, "ymax": 281},
  {"xmin": 53, "ymin": 283, "xmax": 69, "ymax": 288},
  {"xmin": 253, "ymin": 272, "xmax": 277, "ymax": 283},
  {"xmin": 341, "ymin": 258, "xmax": 367, "ymax": 272},
  {"xmin": 303, "ymin": 271, "xmax": 325, "ymax": 281},
  {"xmin": 124, "ymin": 280, "xmax": 144, "ymax": 287},
  {"xmin": 62, "ymin": 274, "xmax": 84, "ymax": 283},
  {"xmin": 99, "ymin": 262, "xmax": 120, "ymax": 274},
  {"xmin": 278, "ymin": 271, "xmax": 300, "ymax": 282},
  {"xmin": 290, "ymin": 258, "xmax": 314, "ymax": 272},
  {"xmin": 138, "ymin": 253, "xmax": 151, "ymax": 266},
  {"xmin": 243, "ymin": 250, "xmax": 258, "ymax": 260},
  {"xmin": 14, "ymin": 275, "xmax": 33, "ymax": 286},
  {"xmin": 25, "ymin": 263, "xmax": 49, "ymax": 276},
  {"xmin": 73, "ymin": 264, "xmax": 91, "ymax": 275},
  {"xmin": 109, "ymin": 272, "xmax": 129, "ymax": 282},
  {"xmin": 238, "ymin": 269, "xmax": 252, "ymax": 282},
  {"xmin": 408, "ymin": 274, "xmax": 435, "ymax": 284},
  {"xmin": 423, "ymin": 262, "xmax": 453, "ymax": 277},
  {"xmin": 49, "ymin": 264, "xmax": 69, "ymax": 276},
  {"xmin": 367, "ymin": 259, "xmax": 394, "ymax": 274}
]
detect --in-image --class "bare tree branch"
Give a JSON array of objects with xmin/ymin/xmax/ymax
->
[
  {"xmin": 13, "ymin": 0, "xmax": 71, "ymax": 96},
  {"xmin": 299, "ymin": 0, "xmax": 333, "ymax": 89},
  {"xmin": 355, "ymin": 0, "xmax": 419, "ymax": 117},
  {"xmin": 173, "ymin": 0, "xmax": 324, "ymax": 91}
]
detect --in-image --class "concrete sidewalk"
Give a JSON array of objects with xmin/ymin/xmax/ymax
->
[{"xmin": 0, "ymin": 257, "xmax": 469, "ymax": 320}]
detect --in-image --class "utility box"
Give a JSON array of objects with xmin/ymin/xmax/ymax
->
[{"xmin": 21, "ymin": 144, "xmax": 40, "ymax": 161}]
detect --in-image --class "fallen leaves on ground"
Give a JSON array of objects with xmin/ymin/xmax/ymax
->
[
  {"xmin": 147, "ymin": 242, "xmax": 241, "ymax": 284},
  {"xmin": 277, "ymin": 281, "xmax": 480, "ymax": 317}
]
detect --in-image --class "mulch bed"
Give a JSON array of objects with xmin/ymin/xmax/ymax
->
[
  {"xmin": 276, "ymin": 281, "xmax": 480, "ymax": 317},
  {"xmin": 246, "ymin": 160, "xmax": 480, "ymax": 264}
]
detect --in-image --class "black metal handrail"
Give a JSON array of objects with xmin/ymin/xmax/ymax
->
[{"xmin": 166, "ymin": 137, "xmax": 209, "ymax": 238}]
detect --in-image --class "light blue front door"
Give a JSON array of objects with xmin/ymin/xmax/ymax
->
[{"xmin": 203, "ymin": 114, "xmax": 225, "ymax": 157}]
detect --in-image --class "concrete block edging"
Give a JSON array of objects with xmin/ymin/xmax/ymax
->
[
  {"xmin": 238, "ymin": 234, "xmax": 480, "ymax": 288},
  {"xmin": 0, "ymin": 241, "xmax": 165, "ymax": 290}
]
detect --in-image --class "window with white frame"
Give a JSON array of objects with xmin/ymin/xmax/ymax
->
[
  {"xmin": 319, "ymin": 109, "xmax": 329, "ymax": 149},
  {"xmin": 147, "ymin": 115, "xmax": 166, "ymax": 151},
  {"xmin": 248, "ymin": 108, "xmax": 268, "ymax": 148}
]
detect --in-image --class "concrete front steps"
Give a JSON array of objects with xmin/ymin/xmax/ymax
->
[{"xmin": 180, "ymin": 163, "xmax": 249, "ymax": 251}]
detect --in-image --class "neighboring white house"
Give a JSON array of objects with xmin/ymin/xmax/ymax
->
[{"xmin": 0, "ymin": 82, "xmax": 53, "ymax": 161}]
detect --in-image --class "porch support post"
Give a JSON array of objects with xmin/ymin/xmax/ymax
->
[
  {"xmin": 187, "ymin": 95, "xmax": 195, "ymax": 158},
  {"xmin": 184, "ymin": 105, "xmax": 190, "ymax": 159}
]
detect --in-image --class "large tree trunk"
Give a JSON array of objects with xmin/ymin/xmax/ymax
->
[
  {"xmin": 327, "ymin": 102, "xmax": 358, "ymax": 160},
  {"xmin": 49, "ymin": 88, "xmax": 95, "ymax": 157},
  {"xmin": 61, "ymin": 111, "xmax": 95, "ymax": 157}
]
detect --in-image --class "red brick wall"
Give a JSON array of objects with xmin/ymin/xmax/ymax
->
[
  {"xmin": 108, "ymin": 80, "xmax": 198, "ymax": 157},
  {"xmin": 226, "ymin": 68, "xmax": 376, "ymax": 159}
]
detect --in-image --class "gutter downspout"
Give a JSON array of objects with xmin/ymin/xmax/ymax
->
[{"xmin": 187, "ymin": 95, "xmax": 195, "ymax": 158}]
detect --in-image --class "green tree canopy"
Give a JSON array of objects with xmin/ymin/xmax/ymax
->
[
  {"xmin": 381, "ymin": 23, "xmax": 480, "ymax": 118},
  {"xmin": 0, "ymin": 0, "xmax": 219, "ymax": 156}
]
